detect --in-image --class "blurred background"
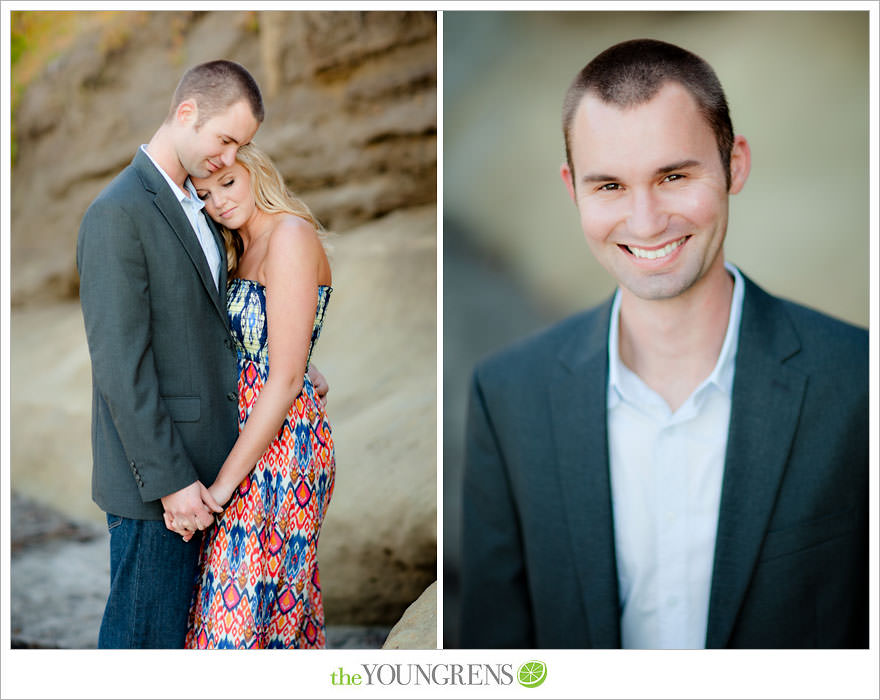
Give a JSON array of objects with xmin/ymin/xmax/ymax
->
[
  {"xmin": 9, "ymin": 9, "xmax": 436, "ymax": 649},
  {"xmin": 443, "ymin": 10, "xmax": 869, "ymax": 646}
]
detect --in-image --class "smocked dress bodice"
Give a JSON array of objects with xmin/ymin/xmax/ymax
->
[{"xmin": 226, "ymin": 278, "xmax": 332, "ymax": 372}]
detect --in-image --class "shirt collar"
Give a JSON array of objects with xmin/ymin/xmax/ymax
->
[
  {"xmin": 139, "ymin": 144, "xmax": 205, "ymax": 211},
  {"xmin": 608, "ymin": 261, "xmax": 745, "ymax": 410}
]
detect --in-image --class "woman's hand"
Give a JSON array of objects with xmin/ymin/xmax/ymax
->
[{"xmin": 208, "ymin": 480, "xmax": 235, "ymax": 510}]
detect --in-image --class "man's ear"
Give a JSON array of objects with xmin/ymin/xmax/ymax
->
[
  {"xmin": 728, "ymin": 135, "xmax": 751, "ymax": 195},
  {"xmin": 175, "ymin": 99, "xmax": 198, "ymax": 127},
  {"xmin": 560, "ymin": 162, "xmax": 577, "ymax": 203}
]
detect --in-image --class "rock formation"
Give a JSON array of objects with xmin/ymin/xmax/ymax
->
[{"xmin": 382, "ymin": 581, "xmax": 437, "ymax": 650}]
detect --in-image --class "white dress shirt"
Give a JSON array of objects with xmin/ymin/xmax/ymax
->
[
  {"xmin": 140, "ymin": 145, "xmax": 222, "ymax": 289},
  {"xmin": 607, "ymin": 262, "xmax": 745, "ymax": 649}
]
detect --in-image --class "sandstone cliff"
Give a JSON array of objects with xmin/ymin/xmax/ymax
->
[{"xmin": 12, "ymin": 10, "xmax": 436, "ymax": 305}]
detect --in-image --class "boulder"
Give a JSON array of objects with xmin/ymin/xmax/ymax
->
[
  {"xmin": 382, "ymin": 581, "xmax": 437, "ymax": 650},
  {"xmin": 315, "ymin": 206, "xmax": 437, "ymax": 625}
]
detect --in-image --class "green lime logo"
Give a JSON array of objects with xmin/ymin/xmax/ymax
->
[{"xmin": 517, "ymin": 660, "xmax": 547, "ymax": 688}]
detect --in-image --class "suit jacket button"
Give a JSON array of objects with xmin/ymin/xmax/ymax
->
[{"xmin": 227, "ymin": 392, "xmax": 237, "ymax": 401}]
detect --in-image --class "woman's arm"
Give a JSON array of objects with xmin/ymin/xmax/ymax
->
[{"xmin": 209, "ymin": 217, "xmax": 327, "ymax": 507}]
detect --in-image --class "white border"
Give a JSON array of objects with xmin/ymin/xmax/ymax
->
[
  {"xmin": 2, "ymin": 3, "xmax": 878, "ymax": 700},
  {"xmin": 435, "ymin": 8, "xmax": 445, "ymax": 653}
]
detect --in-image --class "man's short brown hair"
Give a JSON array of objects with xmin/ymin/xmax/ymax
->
[
  {"xmin": 168, "ymin": 59, "xmax": 264, "ymax": 127},
  {"xmin": 562, "ymin": 39, "xmax": 734, "ymax": 189}
]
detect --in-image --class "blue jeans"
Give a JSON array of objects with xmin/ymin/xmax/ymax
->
[{"xmin": 98, "ymin": 514, "xmax": 202, "ymax": 648}]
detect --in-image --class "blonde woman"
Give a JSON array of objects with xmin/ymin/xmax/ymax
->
[{"xmin": 166, "ymin": 142, "xmax": 334, "ymax": 649}]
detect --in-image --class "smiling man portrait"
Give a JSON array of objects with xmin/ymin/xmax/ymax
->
[{"xmin": 458, "ymin": 38, "xmax": 867, "ymax": 649}]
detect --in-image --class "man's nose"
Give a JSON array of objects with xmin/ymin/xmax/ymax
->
[
  {"xmin": 220, "ymin": 146, "xmax": 237, "ymax": 167},
  {"xmin": 626, "ymin": 188, "xmax": 667, "ymax": 239}
]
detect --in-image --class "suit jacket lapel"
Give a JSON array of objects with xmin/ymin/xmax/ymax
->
[
  {"xmin": 549, "ymin": 299, "xmax": 622, "ymax": 648},
  {"xmin": 133, "ymin": 150, "xmax": 228, "ymax": 323},
  {"xmin": 705, "ymin": 275, "xmax": 806, "ymax": 648}
]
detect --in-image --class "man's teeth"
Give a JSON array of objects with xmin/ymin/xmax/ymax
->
[{"xmin": 628, "ymin": 237, "xmax": 685, "ymax": 260}]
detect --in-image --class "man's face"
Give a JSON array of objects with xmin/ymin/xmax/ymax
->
[
  {"xmin": 561, "ymin": 82, "xmax": 749, "ymax": 302},
  {"xmin": 176, "ymin": 99, "xmax": 260, "ymax": 180}
]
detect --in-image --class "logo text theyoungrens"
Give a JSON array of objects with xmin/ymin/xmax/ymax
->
[{"xmin": 330, "ymin": 664, "xmax": 515, "ymax": 686}]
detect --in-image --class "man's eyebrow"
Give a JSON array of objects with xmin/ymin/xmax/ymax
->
[
  {"xmin": 656, "ymin": 159, "xmax": 700, "ymax": 175},
  {"xmin": 580, "ymin": 159, "xmax": 701, "ymax": 185},
  {"xmin": 580, "ymin": 172, "xmax": 620, "ymax": 184}
]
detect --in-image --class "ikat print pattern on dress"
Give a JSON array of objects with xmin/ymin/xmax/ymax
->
[{"xmin": 185, "ymin": 278, "xmax": 335, "ymax": 649}]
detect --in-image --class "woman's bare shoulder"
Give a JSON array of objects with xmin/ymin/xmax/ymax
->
[
  {"xmin": 265, "ymin": 214, "xmax": 330, "ymax": 284},
  {"xmin": 267, "ymin": 214, "xmax": 320, "ymax": 250}
]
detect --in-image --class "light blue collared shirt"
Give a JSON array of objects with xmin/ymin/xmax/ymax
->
[
  {"xmin": 607, "ymin": 262, "xmax": 745, "ymax": 649},
  {"xmin": 140, "ymin": 145, "xmax": 222, "ymax": 289}
]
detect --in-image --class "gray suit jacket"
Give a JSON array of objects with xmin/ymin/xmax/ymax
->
[
  {"xmin": 76, "ymin": 149, "xmax": 239, "ymax": 520},
  {"xmin": 460, "ymin": 273, "xmax": 868, "ymax": 648}
]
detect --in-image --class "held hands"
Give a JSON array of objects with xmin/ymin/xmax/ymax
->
[
  {"xmin": 161, "ymin": 480, "xmax": 223, "ymax": 542},
  {"xmin": 162, "ymin": 374, "xmax": 328, "ymax": 540}
]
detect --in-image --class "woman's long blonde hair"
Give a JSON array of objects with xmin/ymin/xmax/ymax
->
[{"xmin": 220, "ymin": 141, "xmax": 329, "ymax": 274}]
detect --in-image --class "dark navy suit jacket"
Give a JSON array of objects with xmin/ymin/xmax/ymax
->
[
  {"xmin": 77, "ymin": 150, "xmax": 239, "ymax": 520},
  {"xmin": 459, "ymin": 273, "xmax": 868, "ymax": 648}
]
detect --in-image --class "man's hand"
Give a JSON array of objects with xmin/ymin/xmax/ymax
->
[
  {"xmin": 161, "ymin": 481, "xmax": 223, "ymax": 540},
  {"xmin": 163, "ymin": 511, "xmax": 196, "ymax": 542},
  {"xmin": 308, "ymin": 363, "xmax": 329, "ymax": 405}
]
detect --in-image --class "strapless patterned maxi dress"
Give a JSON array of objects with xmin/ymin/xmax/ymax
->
[{"xmin": 185, "ymin": 279, "xmax": 335, "ymax": 649}]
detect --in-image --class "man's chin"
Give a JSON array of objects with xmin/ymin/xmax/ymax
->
[
  {"xmin": 619, "ymin": 272, "xmax": 698, "ymax": 302},
  {"xmin": 184, "ymin": 161, "xmax": 212, "ymax": 179}
]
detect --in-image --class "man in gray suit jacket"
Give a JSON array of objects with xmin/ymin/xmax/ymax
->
[
  {"xmin": 458, "ymin": 39, "xmax": 867, "ymax": 648},
  {"xmin": 77, "ymin": 60, "xmax": 327, "ymax": 648}
]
